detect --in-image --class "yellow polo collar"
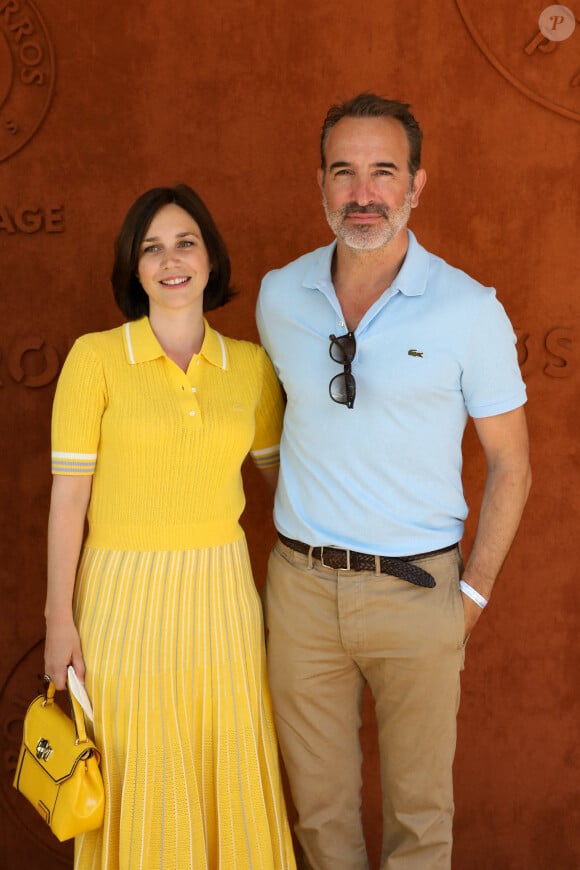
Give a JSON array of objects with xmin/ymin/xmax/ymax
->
[{"xmin": 123, "ymin": 317, "xmax": 228, "ymax": 370}]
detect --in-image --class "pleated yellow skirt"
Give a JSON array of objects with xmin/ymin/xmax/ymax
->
[{"xmin": 72, "ymin": 539, "xmax": 296, "ymax": 869}]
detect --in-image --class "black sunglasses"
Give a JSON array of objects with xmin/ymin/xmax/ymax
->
[{"xmin": 329, "ymin": 332, "xmax": 356, "ymax": 409}]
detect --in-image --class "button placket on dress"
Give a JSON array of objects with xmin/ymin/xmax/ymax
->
[{"xmin": 174, "ymin": 360, "xmax": 201, "ymax": 427}]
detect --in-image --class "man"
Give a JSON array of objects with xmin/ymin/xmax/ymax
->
[{"xmin": 256, "ymin": 93, "xmax": 531, "ymax": 870}]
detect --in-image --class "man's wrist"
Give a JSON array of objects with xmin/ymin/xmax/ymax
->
[{"xmin": 459, "ymin": 579, "xmax": 488, "ymax": 609}]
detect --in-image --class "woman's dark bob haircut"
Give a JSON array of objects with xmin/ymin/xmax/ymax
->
[{"xmin": 112, "ymin": 184, "xmax": 234, "ymax": 319}]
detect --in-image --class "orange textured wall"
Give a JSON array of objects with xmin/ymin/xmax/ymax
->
[{"xmin": 1, "ymin": 1, "xmax": 579, "ymax": 867}]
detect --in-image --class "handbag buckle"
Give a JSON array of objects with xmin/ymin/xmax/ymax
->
[{"xmin": 36, "ymin": 738, "xmax": 53, "ymax": 761}]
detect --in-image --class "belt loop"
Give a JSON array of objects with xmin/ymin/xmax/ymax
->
[
  {"xmin": 307, "ymin": 546, "xmax": 314, "ymax": 570},
  {"xmin": 374, "ymin": 555, "xmax": 381, "ymax": 576}
]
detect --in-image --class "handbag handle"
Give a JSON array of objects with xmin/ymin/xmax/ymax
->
[{"xmin": 42, "ymin": 674, "xmax": 90, "ymax": 745}]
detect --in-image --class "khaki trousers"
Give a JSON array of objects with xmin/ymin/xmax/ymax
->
[{"xmin": 264, "ymin": 540, "xmax": 466, "ymax": 870}]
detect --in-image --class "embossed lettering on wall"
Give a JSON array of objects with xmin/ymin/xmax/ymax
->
[
  {"xmin": 0, "ymin": 203, "xmax": 65, "ymax": 232},
  {"xmin": 0, "ymin": 0, "xmax": 56, "ymax": 162},
  {"xmin": 517, "ymin": 326, "xmax": 576, "ymax": 377},
  {"xmin": 0, "ymin": 203, "xmax": 64, "ymax": 233},
  {"xmin": 455, "ymin": 0, "xmax": 580, "ymax": 121},
  {"xmin": 0, "ymin": 336, "xmax": 61, "ymax": 387},
  {"xmin": 0, "ymin": 329, "xmax": 575, "ymax": 388}
]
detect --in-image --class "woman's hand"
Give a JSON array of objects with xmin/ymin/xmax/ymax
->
[
  {"xmin": 44, "ymin": 616, "xmax": 85, "ymax": 691},
  {"xmin": 45, "ymin": 474, "xmax": 92, "ymax": 690}
]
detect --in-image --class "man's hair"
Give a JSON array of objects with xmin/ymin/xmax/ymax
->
[
  {"xmin": 111, "ymin": 184, "xmax": 234, "ymax": 320},
  {"xmin": 320, "ymin": 93, "xmax": 423, "ymax": 177}
]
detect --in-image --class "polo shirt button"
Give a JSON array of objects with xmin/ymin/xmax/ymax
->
[
  {"xmin": 189, "ymin": 410, "xmax": 196, "ymax": 417},
  {"xmin": 191, "ymin": 387, "xmax": 197, "ymax": 392}
]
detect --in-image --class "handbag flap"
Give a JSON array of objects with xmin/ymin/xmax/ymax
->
[{"xmin": 21, "ymin": 694, "xmax": 99, "ymax": 783}]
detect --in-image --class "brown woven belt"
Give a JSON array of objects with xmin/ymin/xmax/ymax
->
[{"xmin": 278, "ymin": 534, "xmax": 459, "ymax": 589}]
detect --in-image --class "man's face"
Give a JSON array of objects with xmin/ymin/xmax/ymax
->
[{"xmin": 318, "ymin": 116, "xmax": 426, "ymax": 251}]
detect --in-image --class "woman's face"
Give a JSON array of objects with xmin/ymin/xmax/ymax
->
[{"xmin": 137, "ymin": 203, "xmax": 211, "ymax": 316}]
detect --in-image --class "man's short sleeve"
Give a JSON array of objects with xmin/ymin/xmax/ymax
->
[{"xmin": 461, "ymin": 293, "xmax": 526, "ymax": 418}]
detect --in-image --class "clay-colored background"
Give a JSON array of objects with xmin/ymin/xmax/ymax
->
[{"xmin": 1, "ymin": 1, "xmax": 579, "ymax": 867}]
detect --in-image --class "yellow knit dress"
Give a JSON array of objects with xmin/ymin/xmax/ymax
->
[{"xmin": 51, "ymin": 317, "xmax": 295, "ymax": 870}]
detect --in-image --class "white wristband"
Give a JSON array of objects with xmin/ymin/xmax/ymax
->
[{"xmin": 459, "ymin": 580, "xmax": 488, "ymax": 609}]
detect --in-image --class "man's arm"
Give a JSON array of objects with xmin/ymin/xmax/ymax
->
[{"xmin": 462, "ymin": 406, "xmax": 532, "ymax": 636}]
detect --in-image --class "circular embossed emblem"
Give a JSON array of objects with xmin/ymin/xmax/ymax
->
[
  {"xmin": 0, "ymin": 640, "xmax": 72, "ymax": 862},
  {"xmin": 455, "ymin": 0, "xmax": 580, "ymax": 122},
  {"xmin": 0, "ymin": 0, "xmax": 56, "ymax": 162},
  {"xmin": 539, "ymin": 5, "xmax": 576, "ymax": 41}
]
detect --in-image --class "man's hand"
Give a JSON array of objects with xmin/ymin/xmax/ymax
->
[{"xmin": 462, "ymin": 592, "xmax": 484, "ymax": 640}]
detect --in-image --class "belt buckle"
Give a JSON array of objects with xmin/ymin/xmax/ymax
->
[{"xmin": 320, "ymin": 546, "xmax": 351, "ymax": 571}]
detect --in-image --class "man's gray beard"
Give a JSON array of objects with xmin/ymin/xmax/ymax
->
[{"xmin": 323, "ymin": 192, "xmax": 413, "ymax": 251}]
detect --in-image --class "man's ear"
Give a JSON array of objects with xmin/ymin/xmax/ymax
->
[{"xmin": 410, "ymin": 168, "xmax": 427, "ymax": 208}]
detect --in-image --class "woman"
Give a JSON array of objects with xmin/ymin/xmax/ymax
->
[{"xmin": 44, "ymin": 184, "xmax": 295, "ymax": 869}]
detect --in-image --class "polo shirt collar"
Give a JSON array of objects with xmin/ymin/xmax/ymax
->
[
  {"xmin": 302, "ymin": 230, "xmax": 430, "ymax": 298},
  {"xmin": 199, "ymin": 321, "xmax": 228, "ymax": 369},
  {"xmin": 123, "ymin": 316, "xmax": 228, "ymax": 369},
  {"xmin": 303, "ymin": 242, "xmax": 336, "ymax": 292},
  {"xmin": 391, "ymin": 230, "xmax": 430, "ymax": 297}
]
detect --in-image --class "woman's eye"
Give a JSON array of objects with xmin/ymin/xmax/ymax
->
[
  {"xmin": 142, "ymin": 245, "xmax": 160, "ymax": 254},
  {"xmin": 178, "ymin": 239, "xmax": 194, "ymax": 248}
]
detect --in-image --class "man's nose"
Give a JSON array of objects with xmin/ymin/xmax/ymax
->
[{"xmin": 351, "ymin": 177, "xmax": 374, "ymax": 205}]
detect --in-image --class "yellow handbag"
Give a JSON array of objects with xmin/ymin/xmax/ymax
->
[{"xmin": 13, "ymin": 675, "xmax": 104, "ymax": 842}]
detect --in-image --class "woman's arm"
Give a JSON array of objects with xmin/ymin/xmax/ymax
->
[
  {"xmin": 257, "ymin": 464, "xmax": 279, "ymax": 492},
  {"xmin": 44, "ymin": 474, "xmax": 92, "ymax": 690}
]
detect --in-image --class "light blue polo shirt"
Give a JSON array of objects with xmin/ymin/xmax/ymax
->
[{"xmin": 256, "ymin": 230, "xmax": 526, "ymax": 555}]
